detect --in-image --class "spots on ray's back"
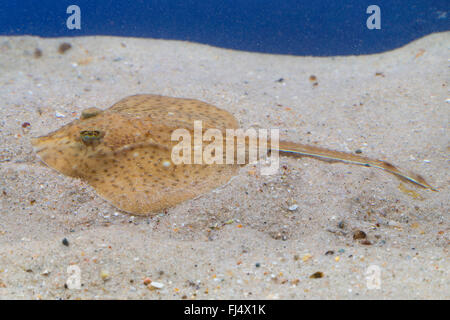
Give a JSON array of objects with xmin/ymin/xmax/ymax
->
[
  {"xmin": 111, "ymin": 95, "xmax": 238, "ymax": 130},
  {"xmin": 32, "ymin": 94, "xmax": 239, "ymax": 215},
  {"xmin": 32, "ymin": 94, "xmax": 436, "ymax": 215}
]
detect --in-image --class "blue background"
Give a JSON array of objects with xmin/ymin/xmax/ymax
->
[{"xmin": 0, "ymin": 0, "xmax": 448, "ymax": 56}]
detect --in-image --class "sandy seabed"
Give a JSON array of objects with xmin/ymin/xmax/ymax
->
[{"xmin": 0, "ymin": 32, "xmax": 448, "ymax": 299}]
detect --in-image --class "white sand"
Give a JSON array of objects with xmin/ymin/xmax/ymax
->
[{"xmin": 0, "ymin": 33, "xmax": 448, "ymax": 299}]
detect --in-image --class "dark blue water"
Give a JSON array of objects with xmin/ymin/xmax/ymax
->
[{"xmin": 0, "ymin": 0, "xmax": 448, "ymax": 56}]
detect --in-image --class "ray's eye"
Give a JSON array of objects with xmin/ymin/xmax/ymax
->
[{"xmin": 80, "ymin": 130, "xmax": 104, "ymax": 145}]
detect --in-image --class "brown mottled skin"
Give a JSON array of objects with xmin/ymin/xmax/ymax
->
[{"xmin": 32, "ymin": 94, "xmax": 436, "ymax": 215}]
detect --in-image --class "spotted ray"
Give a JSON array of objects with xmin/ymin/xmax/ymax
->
[
  {"xmin": 32, "ymin": 95, "xmax": 240, "ymax": 214},
  {"xmin": 32, "ymin": 94, "xmax": 436, "ymax": 215}
]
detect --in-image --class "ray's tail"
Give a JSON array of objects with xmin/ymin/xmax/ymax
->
[{"xmin": 274, "ymin": 141, "xmax": 437, "ymax": 191}]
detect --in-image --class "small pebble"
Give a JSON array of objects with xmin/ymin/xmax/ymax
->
[
  {"xmin": 309, "ymin": 75, "xmax": 319, "ymax": 86},
  {"xmin": 149, "ymin": 281, "xmax": 164, "ymax": 289},
  {"xmin": 288, "ymin": 204, "xmax": 298, "ymax": 211},
  {"xmin": 58, "ymin": 42, "xmax": 72, "ymax": 54},
  {"xmin": 309, "ymin": 271, "xmax": 324, "ymax": 279},
  {"xmin": 41, "ymin": 270, "xmax": 50, "ymax": 276},
  {"xmin": 353, "ymin": 230, "xmax": 367, "ymax": 240},
  {"xmin": 33, "ymin": 48, "xmax": 42, "ymax": 58},
  {"xmin": 302, "ymin": 253, "xmax": 313, "ymax": 262},
  {"xmin": 62, "ymin": 238, "xmax": 69, "ymax": 246},
  {"xmin": 100, "ymin": 270, "xmax": 110, "ymax": 281},
  {"xmin": 387, "ymin": 220, "xmax": 401, "ymax": 227}
]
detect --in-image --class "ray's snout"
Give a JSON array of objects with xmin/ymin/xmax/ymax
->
[
  {"xmin": 31, "ymin": 135, "xmax": 50, "ymax": 153},
  {"xmin": 31, "ymin": 133, "xmax": 69, "ymax": 155},
  {"xmin": 31, "ymin": 130, "xmax": 84, "ymax": 178}
]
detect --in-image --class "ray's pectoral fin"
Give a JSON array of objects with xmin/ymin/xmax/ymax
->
[{"xmin": 85, "ymin": 145, "xmax": 239, "ymax": 215}]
